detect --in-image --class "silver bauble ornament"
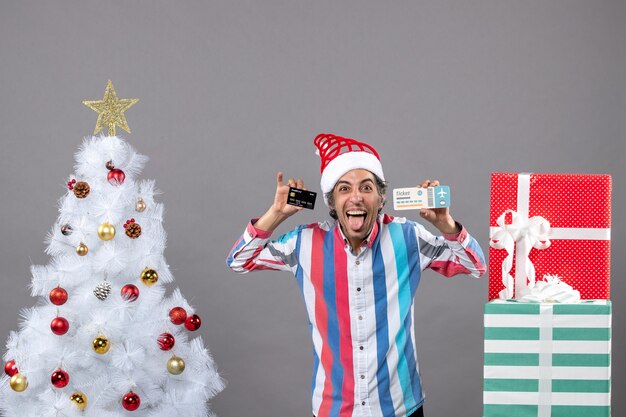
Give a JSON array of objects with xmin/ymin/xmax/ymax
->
[{"xmin": 135, "ymin": 198, "xmax": 147, "ymax": 212}]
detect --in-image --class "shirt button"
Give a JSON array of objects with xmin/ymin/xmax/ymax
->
[
  {"xmin": 358, "ymin": 315, "xmax": 363, "ymax": 320},
  {"xmin": 360, "ymin": 375, "xmax": 365, "ymax": 379},
  {"xmin": 355, "ymin": 260, "xmax": 360, "ymax": 266},
  {"xmin": 359, "ymin": 346, "xmax": 364, "ymax": 350},
  {"xmin": 356, "ymin": 287, "xmax": 361, "ymax": 292},
  {"xmin": 361, "ymin": 401, "xmax": 366, "ymax": 406}
]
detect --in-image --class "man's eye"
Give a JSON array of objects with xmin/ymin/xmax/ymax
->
[
  {"xmin": 362, "ymin": 185, "xmax": 372, "ymax": 191},
  {"xmin": 339, "ymin": 186, "xmax": 349, "ymax": 192}
]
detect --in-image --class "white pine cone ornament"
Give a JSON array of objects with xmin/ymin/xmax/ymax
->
[{"xmin": 94, "ymin": 281, "xmax": 112, "ymax": 300}]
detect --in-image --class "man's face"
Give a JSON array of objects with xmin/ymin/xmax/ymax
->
[{"xmin": 331, "ymin": 169, "xmax": 384, "ymax": 246}]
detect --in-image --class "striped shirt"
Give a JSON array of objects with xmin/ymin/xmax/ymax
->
[{"xmin": 227, "ymin": 213, "xmax": 486, "ymax": 417}]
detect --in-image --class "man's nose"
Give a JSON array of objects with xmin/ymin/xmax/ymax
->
[{"xmin": 350, "ymin": 190, "xmax": 363, "ymax": 202}]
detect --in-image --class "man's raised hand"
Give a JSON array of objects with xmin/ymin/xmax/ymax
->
[
  {"xmin": 255, "ymin": 172, "xmax": 307, "ymax": 232},
  {"xmin": 272, "ymin": 171, "xmax": 307, "ymax": 217},
  {"xmin": 417, "ymin": 179, "xmax": 459, "ymax": 234}
]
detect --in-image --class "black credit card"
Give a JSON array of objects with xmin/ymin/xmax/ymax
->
[{"xmin": 287, "ymin": 187, "xmax": 317, "ymax": 210}]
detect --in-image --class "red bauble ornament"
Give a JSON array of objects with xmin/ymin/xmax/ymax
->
[
  {"xmin": 51, "ymin": 317, "xmax": 69, "ymax": 335},
  {"xmin": 120, "ymin": 284, "xmax": 140, "ymax": 302},
  {"xmin": 169, "ymin": 307, "xmax": 187, "ymax": 325},
  {"xmin": 4, "ymin": 360, "xmax": 18, "ymax": 377},
  {"xmin": 122, "ymin": 391, "xmax": 141, "ymax": 411},
  {"xmin": 107, "ymin": 169, "xmax": 126, "ymax": 186},
  {"xmin": 184, "ymin": 314, "xmax": 202, "ymax": 331},
  {"xmin": 51, "ymin": 369, "xmax": 69, "ymax": 388},
  {"xmin": 157, "ymin": 333, "xmax": 175, "ymax": 351},
  {"xmin": 49, "ymin": 287, "xmax": 68, "ymax": 306}
]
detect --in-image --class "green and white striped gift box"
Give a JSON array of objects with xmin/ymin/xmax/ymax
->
[{"xmin": 483, "ymin": 300, "xmax": 611, "ymax": 417}]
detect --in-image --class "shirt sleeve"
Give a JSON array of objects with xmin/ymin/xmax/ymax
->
[
  {"xmin": 413, "ymin": 221, "xmax": 486, "ymax": 278},
  {"xmin": 226, "ymin": 219, "xmax": 301, "ymax": 274}
]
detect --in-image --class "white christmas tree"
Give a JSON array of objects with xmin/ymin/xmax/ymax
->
[{"xmin": 0, "ymin": 81, "xmax": 224, "ymax": 417}]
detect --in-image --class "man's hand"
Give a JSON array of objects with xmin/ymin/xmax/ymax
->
[
  {"xmin": 417, "ymin": 179, "xmax": 460, "ymax": 235},
  {"xmin": 272, "ymin": 171, "xmax": 306, "ymax": 217},
  {"xmin": 255, "ymin": 172, "xmax": 307, "ymax": 232}
]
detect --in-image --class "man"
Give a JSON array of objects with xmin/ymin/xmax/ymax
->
[{"xmin": 227, "ymin": 133, "xmax": 486, "ymax": 417}]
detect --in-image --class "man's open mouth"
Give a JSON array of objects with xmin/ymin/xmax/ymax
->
[{"xmin": 346, "ymin": 210, "xmax": 367, "ymax": 230}]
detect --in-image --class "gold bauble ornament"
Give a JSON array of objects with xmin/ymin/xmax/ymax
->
[
  {"xmin": 70, "ymin": 391, "xmax": 88, "ymax": 411},
  {"xmin": 76, "ymin": 242, "xmax": 89, "ymax": 256},
  {"xmin": 166, "ymin": 355, "xmax": 186, "ymax": 375},
  {"xmin": 92, "ymin": 335, "xmax": 110, "ymax": 354},
  {"xmin": 97, "ymin": 222, "xmax": 116, "ymax": 240},
  {"xmin": 140, "ymin": 268, "xmax": 158, "ymax": 287},
  {"xmin": 135, "ymin": 198, "xmax": 146, "ymax": 212},
  {"xmin": 9, "ymin": 373, "xmax": 28, "ymax": 392}
]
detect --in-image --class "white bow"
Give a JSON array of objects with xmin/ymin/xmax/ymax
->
[
  {"xmin": 489, "ymin": 210, "xmax": 551, "ymax": 299},
  {"xmin": 517, "ymin": 274, "xmax": 581, "ymax": 303}
]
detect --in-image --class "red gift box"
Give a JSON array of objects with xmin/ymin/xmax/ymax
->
[{"xmin": 488, "ymin": 173, "xmax": 611, "ymax": 300}]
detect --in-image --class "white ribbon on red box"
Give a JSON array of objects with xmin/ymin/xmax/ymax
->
[
  {"xmin": 489, "ymin": 173, "xmax": 611, "ymax": 299},
  {"xmin": 518, "ymin": 274, "xmax": 581, "ymax": 303}
]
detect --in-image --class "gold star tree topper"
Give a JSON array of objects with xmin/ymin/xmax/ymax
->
[{"xmin": 83, "ymin": 80, "xmax": 139, "ymax": 136}]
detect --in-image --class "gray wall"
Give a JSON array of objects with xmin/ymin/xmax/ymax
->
[{"xmin": 1, "ymin": 1, "xmax": 624, "ymax": 416}]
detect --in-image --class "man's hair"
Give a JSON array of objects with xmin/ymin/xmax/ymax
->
[{"xmin": 325, "ymin": 174, "xmax": 387, "ymax": 220}]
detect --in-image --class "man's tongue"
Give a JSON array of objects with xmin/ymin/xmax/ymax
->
[{"xmin": 347, "ymin": 213, "xmax": 366, "ymax": 231}]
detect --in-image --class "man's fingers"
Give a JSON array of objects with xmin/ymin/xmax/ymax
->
[
  {"xmin": 420, "ymin": 209, "xmax": 438, "ymax": 224},
  {"xmin": 277, "ymin": 172, "xmax": 306, "ymax": 190},
  {"xmin": 417, "ymin": 179, "xmax": 441, "ymax": 188},
  {"xmin": 418, "ymin": 180, "xmax": 431, "ymax": 188}
]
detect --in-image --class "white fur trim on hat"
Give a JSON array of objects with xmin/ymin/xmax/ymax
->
[{"xmin": 320, "ymin": 151, "xmax": 384, "ymax": 205}]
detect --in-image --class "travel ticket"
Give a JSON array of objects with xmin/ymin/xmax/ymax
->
[{"xmin": 392, "ymin": 186, "xmax": 451, "ymax": 210}]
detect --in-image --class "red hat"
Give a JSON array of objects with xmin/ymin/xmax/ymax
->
[{"xmin": 314, "ymin": 133, "xmax": 385, "ymax": 205}]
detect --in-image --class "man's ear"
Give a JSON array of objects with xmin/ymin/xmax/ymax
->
[{"xmin": 380, "ymin": 195, "xmax": 386, "ymax": 209}]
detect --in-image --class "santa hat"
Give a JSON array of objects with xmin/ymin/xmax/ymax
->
[{"xmin": 314, "ymin": 133, "xmax": 385, "ymax": 205}]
